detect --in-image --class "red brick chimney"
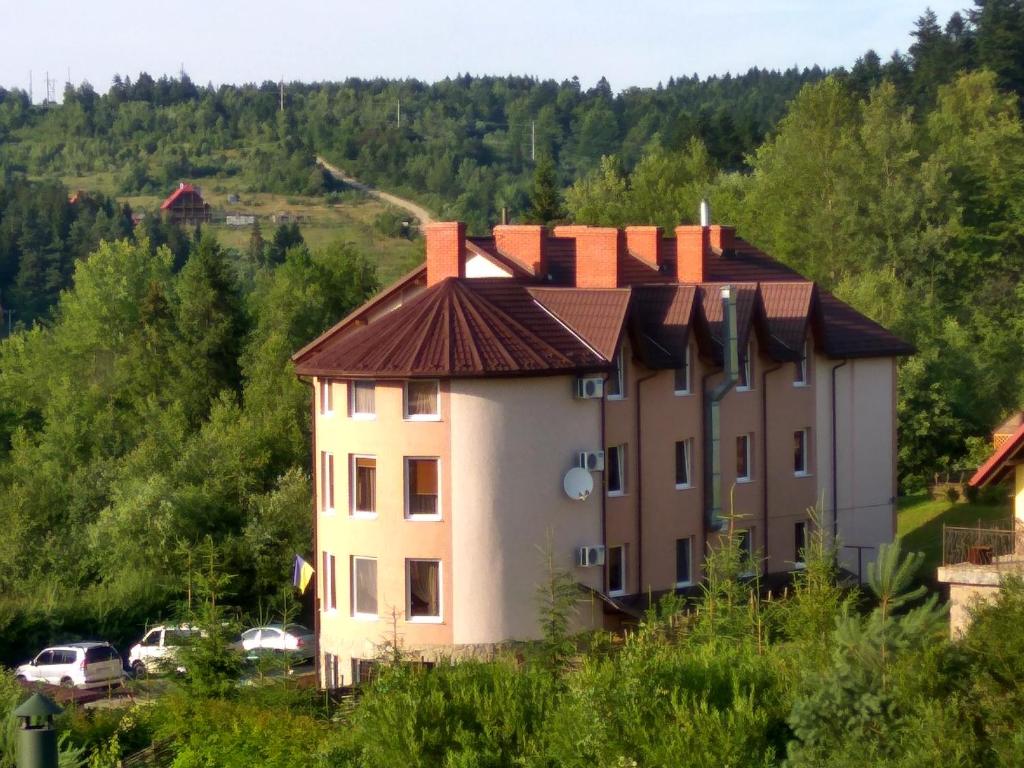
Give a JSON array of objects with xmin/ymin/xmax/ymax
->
[
  {"xmin": 625, "ymin": 226, "xmax": 663, "ymax": 270},
  {"xmin": 425, "ymin": 222, "xmax": 466, "ymax": 286},
  {"xmin": 493, "ymin": 224, "xmax": 547, "ymax": 276},
  {"xmin": 709, "ymin": 225, "xmax": 735, "ymax": 253},
  {"xmin": 552, "ymin": 225, "xmax": 622, "ymax": 288},
  {"xmin": 675, "ymin": 225, "xmax": 710, "ymax": 283}
]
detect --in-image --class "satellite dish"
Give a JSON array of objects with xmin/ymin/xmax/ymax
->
[{"xmin": 563, "ymin": 467, "xmax": 594, "ymax": 501}]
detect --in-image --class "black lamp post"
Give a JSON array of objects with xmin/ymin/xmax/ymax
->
[{"xmin": 13, "ymin": 693, "xmax": 62, "ymax": 768}]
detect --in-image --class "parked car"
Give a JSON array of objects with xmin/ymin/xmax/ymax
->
[
  {"xmin": 238, "ymin": 624, "xmax": 314, "ymax": 661},
  {"xmin": 14, "ymin": 642, "xmax": 125, "ymax": 689},
  {"xmin": 128, "ymin": 625, "xmax": 203, "ymax": 677}
]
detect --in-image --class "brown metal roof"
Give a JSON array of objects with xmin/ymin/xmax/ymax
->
[
  {"xmin": 760, "ymin": 282, "xmax": 815, "ymax": 356},
  {"xmin": 629, "ymin": 285, "xmax": 699, "ymax": 369},
  {"xmin": 529, "ymin": 287, "xmax": 631, "ymax": 361},
  {"xmin": 815, "ymin": 291, "xmax": 915, "ymax": 359},
  {"xmin": 294, "ymin": 278, "xmax": 606, "ymax": 378},
  {"xmin": 293, "ymin": 229, "xmax": 912, "ymax": 378}
]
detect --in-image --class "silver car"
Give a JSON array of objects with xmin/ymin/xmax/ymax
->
[
  {"xmin": 239, "ymin": 624, "xmax": 314, "ymax": 660},
  {"xmin": 15, "ymin": 642, "xmax": 124, "ymax": 689}
]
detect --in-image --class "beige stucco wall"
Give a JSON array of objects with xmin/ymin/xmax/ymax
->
[
  {"xmin": 946, "ymin": 582, "xmax": 1001, "ymax": 638},
  {"xmin": 815, "ymin": 357, "xmax": 897, "ymax": 579},
  {"xmin": 1016, "ymin": 464, "xmax": 1024, "ymax": 529},
  {"xmin": 314, "ymin": 377, "xmax": 453, "ymax": 686},
  {"xmin": 448, "ymin": 376, "xmax": 605, "ymax": 644}
]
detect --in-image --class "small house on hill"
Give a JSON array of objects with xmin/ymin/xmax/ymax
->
[{"xmin": 161, "ymin": 183, "xmax": 211, "ymax": 226}]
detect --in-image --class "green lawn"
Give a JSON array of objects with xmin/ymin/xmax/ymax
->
[{"xmin": 897, "ymin": 494, "xmax": 1012, "ymax": 572}]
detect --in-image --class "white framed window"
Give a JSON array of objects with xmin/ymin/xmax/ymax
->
[
  {"xmin": 737, "ymin": 341, "xmax": 753, "ymax": 391},
  {"xmin": 607, "ymin": 545, "xmax": 626, "ymax": 596},
  {"xmin": 404, "ymin": 380, "xmax": 440, "ymax": 420},
  {"xmin": 407, "ymin": 559, "xmax": 442, "ymax": 622},
  {"xmin": 320, "ymin": 451, "xmax": 335, "ymax": 512},
  {"xmin": 794, "ymin": 521, "xmax": 808, "ymax": 568},
  {"xmin": 794, "ymin": 428, "xmax": 810, "ymax": 476},
  {"xmin": 674, "ymin": 346, "xmax": 691, "ymax": 395},
  {"xmin": 736, "ymin": 434, "xmax": 752, "ymax": 483},
  {"xmin": 675, "ymin": 438, "xmax": 693, "ymax": 489},
  {"xmin": 794, "ymin": 338, "xmax": 810, "ymax": 386},
  {"xmin": 606, "ymin": 346, "xmax": 626, "ymax": 399},
  {"xmin": 405, "ymin": 457, "xmax": 440, "ymax": 519},
  {"xmin": 606, "ymin": 444, "xmax": 626, "ymax": 496},
  {"xmin": 319, "ymin": 378, "xmax": 334, "ymax": 415},
  {"xmin": 351, "ymin": 556, "xmax": 378, "ymax": 619},
  {"xmin": 321, "ymin": 551, "xmax": 337, "ymax": 611},
  {"xmin": 350, "ymin": 380, "xmax": 376, "ymax": 418},
  {"xmin": 675, "ymin": 537, "xmax": 693, "ymax": 587},
  {"xmin": 351, "ymin": 455, "xmax": 377, "ymax": 517}
]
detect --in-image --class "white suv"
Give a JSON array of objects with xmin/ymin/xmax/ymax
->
[
  {"xmin": 128, "ymin": 625, "xmax": 203, "ymax": 677},
  {"xmin": 15, "ymin": 642, "xmax": 125, "ymax": 689}
]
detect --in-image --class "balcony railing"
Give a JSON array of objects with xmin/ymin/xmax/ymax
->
[{"xmin": 942, "ymin": 522, "xmax": 1024, "ymax": 569}]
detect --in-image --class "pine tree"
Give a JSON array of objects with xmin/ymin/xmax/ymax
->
[{"xmin": 527, "ymin": 156, "xmax": 564, "ymax": 225}]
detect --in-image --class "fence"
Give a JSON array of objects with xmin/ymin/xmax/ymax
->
[{"xmin": 942, "ymin": 522, "xmax": 1023, "ymax": 568}]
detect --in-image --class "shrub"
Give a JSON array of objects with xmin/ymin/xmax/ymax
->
[{"xmin": 946, "ymin": 486, "xmax": 960, "ymax": 503}]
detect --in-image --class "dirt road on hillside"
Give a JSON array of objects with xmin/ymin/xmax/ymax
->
[{"xmin": 316, "ymin": 156, "xmax": 434, "ymax": 226}]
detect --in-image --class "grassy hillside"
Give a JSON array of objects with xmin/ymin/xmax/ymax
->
[{"xmin": 50, "ymin": 170, "xmax": 423, "ymax": 285}]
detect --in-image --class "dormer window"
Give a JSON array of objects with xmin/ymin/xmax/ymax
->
[
  {"xmin": 737, "ymin": 341, "xmax": 753, "ymax": 391},
  {"xmin": 794, "ymin": 339, "xmax": 810, "ymax": 386},
  {"xmin": 674, "ymin": 346, "xmax": 691, "ymax": 395},
  {"xmin": 607, "ymin": 346, "xmax": 626, "ymax": 399}
]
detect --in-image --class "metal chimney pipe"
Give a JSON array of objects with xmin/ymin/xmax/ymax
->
[
  {"xmin": 699, "ymin": 199, "xmax": 711, "ymax": 228},
  {"xmin": 704, "ymin": 285, "xmax": 739, "ymax": 532}
]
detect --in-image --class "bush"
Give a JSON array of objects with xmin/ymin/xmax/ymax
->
[
  {"xmin": 946, "ymin": 486, "xmax": 960, "ymax": 503},
  {"xmin": 963, "ymin": 483, "xmax": 979, "ymax": 503},
  {"xmin": 979, "ymin": 483, "xmax": 1009, "ymax": 505}
]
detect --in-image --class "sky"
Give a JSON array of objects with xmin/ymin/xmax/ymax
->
[{"xmin": 1, "ymin": 0, "xmax": 970, "ymax": 97}]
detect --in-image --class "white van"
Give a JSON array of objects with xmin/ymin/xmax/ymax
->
[
  {"xmin": 15, "ymin": 642, "xmax": 125, "ymax": 689},
  {"xmin": 128, "ymin": 625, "xmax": 203, "ymax": 676}
]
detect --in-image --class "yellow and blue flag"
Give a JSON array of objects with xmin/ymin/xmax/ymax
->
[{"xmin": 292, "ymin": 555, "xmax": 314, "ymax": 593}]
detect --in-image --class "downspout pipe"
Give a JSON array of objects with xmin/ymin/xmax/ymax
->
[
  {"xmin": 761, "ymin": 363, "xmax": 782, "ymax": 574},
  {"xmin": 831, "ymin": 359, "xmax": 849, "ymax": 541},
  {"xmin": 704, "ymin": 285, "xmax": 739, "ymax": 532},
  {"xmin": 635, "ymin": 371, "xmax": 657, "ymax": 593}
]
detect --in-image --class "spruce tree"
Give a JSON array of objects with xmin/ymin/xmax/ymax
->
[{"xmin": 527, "ymin": 156, "xmax": 564, "ymax": 225}]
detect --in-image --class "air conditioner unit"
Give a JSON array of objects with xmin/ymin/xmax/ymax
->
[
  {"xmin": 575, "ymin": 376, "xmax": 604, "ymax": 399},
  {"xmin": 576, "ymin": 545, "xmax": 606, "ymax": 568},
  {"xmin": 578, "ymin": 450, "xmax": 605, "ymax": 472}
]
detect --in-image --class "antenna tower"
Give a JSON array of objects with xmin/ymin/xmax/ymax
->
[{"xmin": 279, "ymin": 79, "xmax": 284, "ymax": 112}]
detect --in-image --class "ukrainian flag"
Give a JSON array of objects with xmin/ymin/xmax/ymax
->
[{"xmin": 292, "ymin": 555, "xmax": 314, "ymax": 593}]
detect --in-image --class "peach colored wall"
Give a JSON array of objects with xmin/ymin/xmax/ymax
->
[
  {"xmin": 604, "ymin": 336, "xmax": 643, "ymax": 595},
  {"xmin": 762, "ymin": 333, "xmax": 818, "ymax": 573},
  {"xmin": 815, "ymin": 357, "xmax": 897, "ymax": 579},
  {"xmin": 606, "ymin": 332, "xmax": 820, "ymax": 592},
  {"xmin": 448, "ymin": 376, "xmax": 605, "ymax": 644},
  {"xmin": 314, "ymin": 377, "xmax": 453, "ymax": 686}
]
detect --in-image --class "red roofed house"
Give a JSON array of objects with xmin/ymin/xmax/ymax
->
[
  {"xmin": 938, "ymin": 412, "xmax": 1024, "ymax": 635},
  {"xmin": 160, "ymin": 183, "xmax": 210, "ymax": 226},
  {"xmin": 293, "ymin": 213, "xmax": 914, "ymax": 688}
]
